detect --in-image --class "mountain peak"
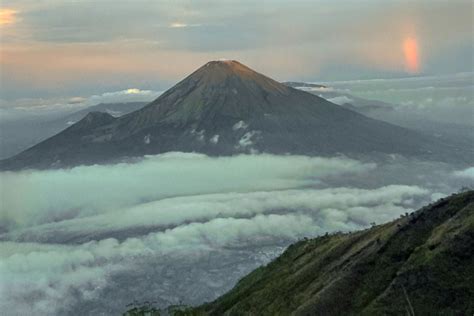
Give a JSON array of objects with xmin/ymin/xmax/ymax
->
[
  {"xmin": 131, "ymin": 60, "xmax": 293, "ymax": 128},
  {"xmin": 204, "ymin": 59, "xmax": 248, "ymax": 71},
  {"xmin": 209, "ymin": 59, "xmax": 239, "ymax": 64},
  {"xmin": 191, "ymin": 59, "xmax": 273, "ymax": 84},
  {"xmin": 166, "ymin": 59, "xmax": 292, "ymax": 100}
]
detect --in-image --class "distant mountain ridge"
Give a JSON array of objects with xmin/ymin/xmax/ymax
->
[
  {"xmin": 171, "ymin": 190, "xmax": 474, "ymax": 315},
  {"xmin": 0, "ymin": 102, "xmax": 147, "ymax": 159},
  {"xmin": 1, "ymin": 60, "xmax": 470, "ymax": 170},
  {"xmin": 287, "ymin": 82, "xmax": 474, "ymax": 149}
]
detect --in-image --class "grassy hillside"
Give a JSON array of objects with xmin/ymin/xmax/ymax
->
[{"xmin": 125, "ymin": 191, "xmax": 474, "ymax": 315}]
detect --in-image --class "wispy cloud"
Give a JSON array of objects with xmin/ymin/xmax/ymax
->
[
  {"xmin": 169, "ymin": 22, "xmax": 201, "ymax": 28},
  {"xmin": 169, "ymin": 22, "xmax": 187, "ymax": 28}
]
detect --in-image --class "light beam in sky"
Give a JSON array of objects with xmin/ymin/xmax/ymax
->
[{"xmin": 403, "ymin": 36, "xmax": 419, "ymax": 73}]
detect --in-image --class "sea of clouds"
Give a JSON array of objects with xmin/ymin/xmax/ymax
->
[{"xmin": 0, "ymin": 152, "xmax": 472, "ymax": 315}]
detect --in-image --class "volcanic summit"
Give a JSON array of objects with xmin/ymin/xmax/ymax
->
[{"xmin": 0, "ymin": 60, "xmax": 463, "ymax": 170}]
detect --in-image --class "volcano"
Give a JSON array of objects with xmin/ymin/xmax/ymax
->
[{"xmin": 0, "ymin": 60, "xmax": 467, "ymax": 170}]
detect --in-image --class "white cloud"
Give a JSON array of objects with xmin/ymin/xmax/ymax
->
[
  {"xmin": 125, "ymin": 88, "xmax": 141, "ymax": 94},
  {"xmin": 4, "ymin": 185, "xmax": 427, "ymax": 244},
  {"xmin": 68, "ymin": 96, "xmax": 86, "ymax": 104},
  {"xmin": 170, "ymin": 22, "xmax": 187, "ymax": 28},
  {"xmin": 453, "ymin": 167, "xmax": 474, "ymax": 180},
  {"xmin": 0, "ymin": 153, "xmax": 374, "ymax": 231},
  {"xmin": 327, "ymin": 96, "xmax": 354, "ymax": 105},
  {"xmin": 87, "ymin": 88, "xmax": 161, "ymax": 105},
  {"xmin": 298, "ymin": 86, "xmax": 334, "ymax": 93},
  {"xmin": 169, "ymin": 22, "xmax": 201, "ymax": 28}
]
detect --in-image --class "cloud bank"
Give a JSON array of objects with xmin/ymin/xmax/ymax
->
[
  {"xmin": 0, "ymin": 153, "xmax": 374, "ymax": 231},
  {"xmin": 453, "ymin": 167, "xmax": 474, "ymax": 181},
  {"xmin": 0, "ymin": 152, "xmax": 470, "ymax": 315}
]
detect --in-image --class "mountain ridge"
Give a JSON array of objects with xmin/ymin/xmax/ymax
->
[
  {"xmin": 0, "ymin": 101, "xmax": 147, "ymax": 160},
  {"xmin": 163, "ymin": 190, "xmax": 474, "ymax": 315}
]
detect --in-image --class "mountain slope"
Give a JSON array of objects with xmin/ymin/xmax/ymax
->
[
  {"xmin": 1, "ymin": 61, "xmax": 468, "ymax": 170},
  {"xmin": 55, "ymin": 102, "xmax": 147, "ymax": 126},
  {"xmin": 179, "ymin": 190, "xmax": 474, "ymax": 315}
]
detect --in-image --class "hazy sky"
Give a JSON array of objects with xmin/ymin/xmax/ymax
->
[{"xmin": 0, "ymin": 0, "xmax": 472, "ymax": 99}]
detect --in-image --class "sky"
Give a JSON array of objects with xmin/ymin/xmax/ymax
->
[{"xmin": 0, "ymin": 0, "xmax": 472, "ymax": 101}]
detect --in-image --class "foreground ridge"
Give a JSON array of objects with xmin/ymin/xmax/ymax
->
[{"xmin": 127, "ymin": 190, "xmax": 473, "ymax": 315}]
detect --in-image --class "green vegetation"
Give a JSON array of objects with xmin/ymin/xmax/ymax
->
[{"xmin": 125, "ymin": 191, "xmax": 474, "ymax": 315}]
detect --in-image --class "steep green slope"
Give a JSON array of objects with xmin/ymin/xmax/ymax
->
[{"xmin": 175, "ymin": 191, "xmax": 473, "ymax": 315}]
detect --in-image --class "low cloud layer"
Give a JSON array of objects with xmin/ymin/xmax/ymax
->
[
  {"xmin": 0, "ymin": 153, "xmax": 471, "ymax": 315},
  {"xmin": 0, "ymin": 153, "xmax": 374, "ymax": 231},
  {"xmin": 0, "ymin": 213, "xmax": 315, "ymax": 315}
]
